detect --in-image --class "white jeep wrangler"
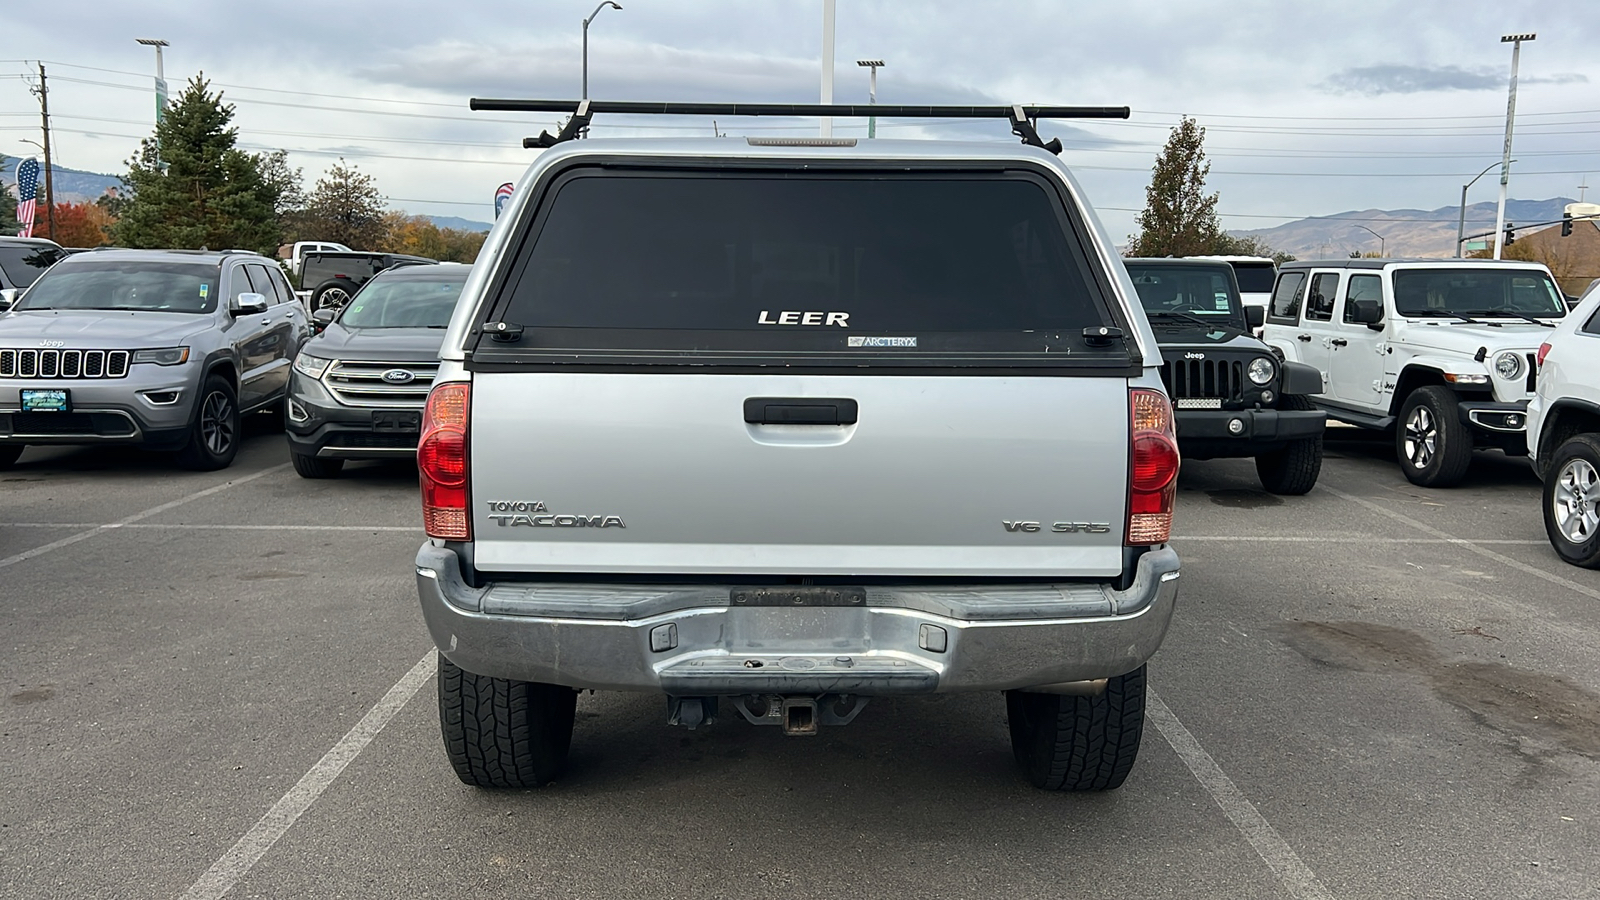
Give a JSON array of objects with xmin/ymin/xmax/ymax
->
[{"xmin": 1262, "ymin": 259, "xmax": 1567, "ymax": 487}]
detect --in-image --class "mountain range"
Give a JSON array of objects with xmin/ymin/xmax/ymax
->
[
  {"xmin": 3, "ymin": 159, "xmax": 1571, "ymax": 252},
  {"xmin": 1229, "ymin": 198, "xmax": 1580, "ymax": 259}
]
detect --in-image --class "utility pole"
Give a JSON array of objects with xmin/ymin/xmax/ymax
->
[
  {"xmin": 1493, "ymin": 33, "xmax": 1534, "ymax": 260},
  {"xmin": 31, "ymin": 63, "xmax": 55, "ymax": 241}
]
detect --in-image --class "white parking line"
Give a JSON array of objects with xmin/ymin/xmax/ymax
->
[
  {"xmin": 1321, "ymin": 485, "xmax": 1600, "ymax": 604},
  {"xmin": 179, "ymin": 651, "xmax": 437, "ymax": 900},
  {"xmin": 0, "ymin": 463, "xmax": 292, "ymax": 571},
  {"xmin": 1148, "ymin": 689, "xmax": 1336, "ymax": 900},
  {"xmin": 1174, "ymin": 535, "xmax": 1545, "ymax": 545},
  {"xmin": 2, "ymin": 523, "xmax": 418, "ymax": 532}
]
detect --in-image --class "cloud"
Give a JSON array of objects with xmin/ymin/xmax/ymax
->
[{"xmin": 1324, "ymin": 64, "xmax": 1590, "ymax": 95}]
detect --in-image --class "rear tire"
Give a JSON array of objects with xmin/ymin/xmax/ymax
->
[
  {"xmin": 1396, "ymin": 386, "xmax": 1473, "ymax": 488},
  {"xmin": 438, "ymin": 654, "xmax": 577, "ymax": 788},
  {"xmin": 312, "ymin": 282, "xmax": 353, "ymax": 311},
  {"xmin": 1255, "ymin": 395, "xmax": 1323, "ymax": 495},
  {"xmin": 1006, "ymin": 665, "xmax": 1146, "ymax": 791},
  {"xmin": 175, "ymin": 377, "xmax": 240, "ymax": 471},
  {"xmin": 291, "ymin": 451, "xmax": 344, "ymax": 479},
  {"xmin": 0, "ymin": 445, "xmax": 22, "ymax": 469},
  {"xmin": 1542, "ymin": 435, "xmax": 1600, "ymax": 569}
]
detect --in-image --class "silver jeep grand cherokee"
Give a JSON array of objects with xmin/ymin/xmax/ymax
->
[
  {"xmin": 415, "ymin": 100, "xmax": 1182, "ymax": 791},
  {"xmin": 0, "ymin": 249, "xmax": 307, "ymax": 470}
]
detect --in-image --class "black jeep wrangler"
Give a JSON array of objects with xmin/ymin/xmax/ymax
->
[{"xmin": 1125, "ymin": 258, "xmax": 1327, "ymax": 494}]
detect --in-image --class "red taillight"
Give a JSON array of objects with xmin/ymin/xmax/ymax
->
[
  {"xmin": 419, "ymin": 382, "xmax": 471, "ymax": 540},
  {"xmin": 1537, "ymin": 342, "xmax": 1552, "ymax": 369},
  {"xmin": 1127, "ymin": 389, "xmax": 1180, "ymax": 545}
]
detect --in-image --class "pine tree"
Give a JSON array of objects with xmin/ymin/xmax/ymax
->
[
  {"xmin": 302, "ymin": 159, "xmax": 385, "ymax": 248},
  {"xmin": 110, "ymin": 76, "xmax": 280, "ymax": 253},
  {"xmin": 0, "ymin": 154, "xmax": 19, "ymax": 236},
  {"xmin": 1127, "ymin": 117, "xmax": 1226, "ymax": 258}
]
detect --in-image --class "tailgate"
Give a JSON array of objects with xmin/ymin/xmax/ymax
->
[{"xmin": 469, "ymin": 372, "xmax": 1129, "ymax": 577}]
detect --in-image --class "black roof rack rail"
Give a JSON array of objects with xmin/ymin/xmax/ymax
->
[{"xmin": 469, "ymin": 99, "xmax": 1130, "ymax": 154}]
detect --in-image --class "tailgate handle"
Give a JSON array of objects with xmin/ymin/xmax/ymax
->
[{"xmin": 744, "ymin": 397, "xmax": 859, "ymax": 426}]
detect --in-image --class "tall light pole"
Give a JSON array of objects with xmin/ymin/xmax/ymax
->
[
  {"xmin": 1493, "ymin": 33, "xmax": 1534, "ymax": 260},
  {"xmin": 856, "ymin": 59, "xmax": 883, "ymax": 138},
  {"xmin": 820, "ymin": 0, "xmax": 835, "ymax": 137},
  {"xmin": 136, "ymin": 38, "xmax": 169, "ymax": 170},
  {"xmin": 1458, "ymin": 159, "xmax": 1510, "ymax": 257},
  {"xmin": 1350, "ymin": 224, "xmax": 1386, "ymax": 258},
  {"xmin": 582, "ymin": 1, "xmax": 621, "ymax": 137},
  {"xmin": 135, "ymin": 38, "xmax": 169, "ymax": 124}
]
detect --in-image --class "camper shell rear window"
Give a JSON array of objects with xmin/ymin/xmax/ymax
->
[{"xmin": 469, "ymin": 161, "xmax": 1134, "ymax": 370}]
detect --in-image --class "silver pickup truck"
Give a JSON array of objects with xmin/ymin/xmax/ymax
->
[{"xmin": 414, "ymin": 102, "xmax": 1182, "ymax": 791}]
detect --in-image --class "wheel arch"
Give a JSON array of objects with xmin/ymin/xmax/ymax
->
[
  {"xmin": 1537, "ymin": 399, "xmax": 1600, "ymax": 477},
  {"xmin": 1388, "ymin": 364, "xmax": 1491, "ymax": 417}
]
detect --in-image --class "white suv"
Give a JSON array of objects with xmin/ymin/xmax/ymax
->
[
  {"xmin": 1528, "ymin": 287, "xmax": 1600, "ymax": 567},
  {"xmin": 1262, "ymin": 259, "xmax": 1567, "ymax": 487}
]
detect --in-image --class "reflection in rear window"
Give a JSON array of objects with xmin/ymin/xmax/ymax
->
[
  {"xmin": 491, "ymin": 171, "xmax": 1115, "ymax": 361},
  {"xmin": 0, "ymin": 244, "xmax": 67, "ymax": 288},
  {"xmin": 1230, "ymin": 263, "xmax": 1277, "ymax": 294}
]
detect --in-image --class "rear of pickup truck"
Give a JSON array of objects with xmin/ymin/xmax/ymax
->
[{"xmin": 415, "ymin": 139, "xmax": 1180, "ymax": 791}]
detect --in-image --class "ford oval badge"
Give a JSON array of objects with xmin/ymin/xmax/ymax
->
[{"xmin": 381, "ymin": 369, "xmax": 416, "ymax": 384}]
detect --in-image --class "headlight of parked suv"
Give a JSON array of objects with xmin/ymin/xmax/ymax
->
[
  {"xmin": 131, "ymin": 347, "xmax": 190, "ymax": 366},
  {"xmin": 1493, "ymin": 351, "xmax": 1524, "ymax": 381},
  {"xmin": 1247, "ymin": 357, "xmax": 1275, "ymax": 386},
  {"xmin": 293, "ymin": 353, "xmax": 333, "ymax": 378}
]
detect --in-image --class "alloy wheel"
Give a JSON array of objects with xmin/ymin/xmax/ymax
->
[
  {"xmin": 319, "ymin": 287, "xmax": 351, "ymax": 310},
  {"xmin": 200, "ymin": 391, "xmax": 235, "ymax": 456},
  {"xmin": 1403, "ymin": 405, "xmax": 1436, "ymax": 468},
  {"xmin": 1553, "ymin": 457, "xmax": 1600, "ymax": 544}
]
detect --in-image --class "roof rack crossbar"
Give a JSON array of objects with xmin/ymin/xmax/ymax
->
[{"xmin": 478, "ymin": 99, "xmax": 1129, "ymax": 155}]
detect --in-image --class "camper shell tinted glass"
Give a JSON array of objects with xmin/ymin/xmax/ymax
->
[{"xmin": 472, "ymin": 163, "xmax": 1132, "ymax": 369}]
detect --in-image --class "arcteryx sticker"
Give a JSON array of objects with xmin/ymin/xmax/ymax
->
[
  {"xmin": 757, "ymin": 310, "xmax": 850, "ymax": 327},
  {"xmin": 848, "ymin": 336, "xmax": 917, "ymax": 347}
]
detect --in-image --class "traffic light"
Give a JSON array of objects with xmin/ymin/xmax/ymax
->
[
  {"xmin": 1504, "ymin": 222, "xmax": 1516, "ymax": 246},
  {"xmin": 1562, "ymin": 213, "xmax": 1574, "ymax": 237}
]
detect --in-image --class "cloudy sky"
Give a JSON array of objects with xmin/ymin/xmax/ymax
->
[{"xmin": 4, "ymin": 0, "xmax": 1596, "ymax": 247}]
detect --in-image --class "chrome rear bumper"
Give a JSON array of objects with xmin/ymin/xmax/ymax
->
[{"xmin": 415, "ymin": 544, "xmax": 1180, "ymax": 695}]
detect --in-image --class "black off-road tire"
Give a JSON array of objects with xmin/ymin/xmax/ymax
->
[
  {"xmin": 291, "ymin": 451, "xmax": 344, "ymax": 479},
  {"xmin": 1006, "ymin": 665, "xmax": 1146, "ymax": 791},
  {"xmin": 175, "ymin": 376, "xmax": 240, "ymax": 471},
  {"xmin": 1396, "ymin": 386, "xmax": 1474, "ymax": 488},
  {"xmin": 0, "ymin": 445, "xmax": 23, "ymax": 469},
  {"xmin": 438, "ymin": 654, "xmax": 577, "ymax": 788},
  {"xmin": 1542, "ymin": 435, "xmax": 1600, "ymax": 569},
  {"xmin": 1255, "ymin": 395, "xmax": 1323, "ymax": 495}
]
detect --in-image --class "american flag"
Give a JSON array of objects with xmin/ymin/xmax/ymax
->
[{"xmin": 14, "ymin": 158, "xmax": 38, "ymax": 238}]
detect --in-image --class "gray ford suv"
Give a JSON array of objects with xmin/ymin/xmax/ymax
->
[
  {"xmin": 416, "ymin": 100, "xmax": 1183, "ymax": 792},
  {"xmin": 0, "ymin": 249, "xmax": 308, "ymax": 469},
  {"xmin": 286, "ymin": 264, "xmax": 467, "ymax": 477}
]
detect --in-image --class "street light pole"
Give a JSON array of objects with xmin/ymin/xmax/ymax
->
[
  {"xmin": 856, "ymin": 60, "xmax": 884, "ymax": 138},
  {"xmin": 1457, "ymin": 160, "xmax": 1509, "ymax": 257},
  {"xmin": 1494, "ymin": 33, "xmax": 1534, "ymax": 260},
  {"xmin": 1350, "ymin": 224, "xmax": 1386, "ymax": 258},
  {"xmin": 581, "ymin": 2, "xmax": 622, "ymax": 137},
  {"xmin": 136, "ymin": 38, "xmax": 169, "ymax": 168},
  {"xmin": 820, "ymin": 0, "xmax": 835, "ymax": 137}
]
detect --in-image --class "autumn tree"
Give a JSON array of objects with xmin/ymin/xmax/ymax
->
[
  {"xmin": 302, "ymin": 159, "xmax": 385, "ymax": 248},
  {"xmin": 1128, "ymin": 117, "xmax": 1228, "ymax": 258},
  {"xmin": 110, "ymin": 75, "xmax": 280, "ymax": 253},
  {"xmin": 50, "ymin": 201, "xmax": 117, "ymax": 248},
  {"xmin": 376, "ymin": 212, "xmax": 487, "ymax": 262}
]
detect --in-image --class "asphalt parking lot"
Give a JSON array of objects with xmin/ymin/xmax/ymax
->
[{"xmin": 3, "ymin": 423, "xmax": 1599, "ymax": 900}]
